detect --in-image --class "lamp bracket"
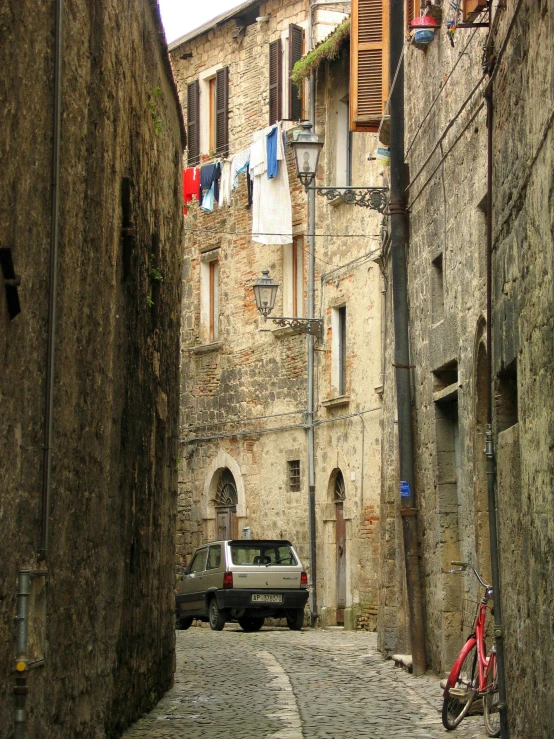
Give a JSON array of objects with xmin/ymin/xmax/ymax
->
[
  {"xmin": 308, "ymin": 186, "xmax": 389, "ymax": 213},
  {"xmin": 268, "ymin": 316, "xmax": 323, "ymax": 339}
]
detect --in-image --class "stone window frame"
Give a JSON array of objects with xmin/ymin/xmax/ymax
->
[{"xmin": 200, "ymin": 247, "xmax": 220, "ymax": 345}]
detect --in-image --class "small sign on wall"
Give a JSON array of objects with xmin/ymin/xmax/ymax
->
[{"xmin": 400, "ymin": 481, "xmax": 411, "ymax": 498}]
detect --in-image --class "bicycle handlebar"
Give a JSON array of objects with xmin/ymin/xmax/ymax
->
[{"xmin": 447, "ymin": 561, "xmax": 492, "ymax": 590}]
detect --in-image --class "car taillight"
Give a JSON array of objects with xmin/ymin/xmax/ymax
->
[
  {"xmin": 223, "ymin": 572, "xmax": 233, "ymax": 589},
  {"xmin": 300, "ymin": 572, "xmax": 308, "ymax": 589}
]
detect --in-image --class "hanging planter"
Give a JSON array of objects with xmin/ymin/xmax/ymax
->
[{"xmin": 410, "ymin": 15, "xmax": 440, "ymax": 45}]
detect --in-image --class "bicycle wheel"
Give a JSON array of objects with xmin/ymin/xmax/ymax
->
[
  {"xmin": 483, "ymin": 651, "xmax": 501, "ymax": 737},
  {"xmin": 442, "ymin": 642, "xmax": 478, "ymax": 730}
]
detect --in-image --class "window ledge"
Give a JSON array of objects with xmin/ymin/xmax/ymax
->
[
  {"xmin": 433, "ymin": 382, "xmax": 459, "ymax": 404},
  {"xmin": 322, "ymin": 395, "xmax": 350, "ymax": 409},
  {"xmin": 187, "ymin": 341, "xmax": 222, "ymax": 355}
]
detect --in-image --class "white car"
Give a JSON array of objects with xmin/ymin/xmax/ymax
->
[{"xmin": 175, "ymin": 539, "xmax": 309, "ymax": 632}]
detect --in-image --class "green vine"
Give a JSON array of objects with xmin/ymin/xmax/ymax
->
[
  {"xmin": 291, "ymin": 19, "xmax": 351, "ymax": 88},
  {"xmin": 147, "ymin": 87, "xmax": 163, "ymax": 135}
]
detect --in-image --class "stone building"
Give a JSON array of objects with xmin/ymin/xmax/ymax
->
[
  {"xmin": 0, "ymin": 1, "xmax": 184, "ymax": 737},
  {"xmin": 170, "ymin": 0, "xmax": 385, "ymax": 629},
  {"xmin": 372, "ymin": 0, "xmax": 554, "ymax": 735}
]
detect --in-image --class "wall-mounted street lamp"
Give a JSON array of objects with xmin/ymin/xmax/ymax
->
[
  {"xmin": 252, "ymin": 270, "xmax": 323, "ymax": 339},
  {"xmin": 290, "ymin": 123, "xmax": 389, "ymax": 213}
]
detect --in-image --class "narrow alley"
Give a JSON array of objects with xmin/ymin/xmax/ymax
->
[{"xmin": 122, "ymin": 627, "xmax": 488, "ymax": 739}]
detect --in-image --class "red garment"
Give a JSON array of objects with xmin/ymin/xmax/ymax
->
[{"xmin": 183, "ymin": 167, "xmax": 200, "ymax": 214}]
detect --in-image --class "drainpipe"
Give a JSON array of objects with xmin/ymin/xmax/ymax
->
[
  {"xmin": 306, "ymin": 0, "xmax": 318, "ymax": 626},
  {"xmin": 389, "ymin": 0, "xmax": 426, "ymax": 674},
  {"xmin": 39, "ymin": 0, "xmax": 63, "ymax": 560},
  {"xmin": 484, "ymin": 76, "xmax": 510, "ymax": 739},
  {"xmin": 13, "ymin": 571, "xmax": 31, "ymax": 739}
]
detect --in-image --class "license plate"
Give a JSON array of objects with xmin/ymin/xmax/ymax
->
[{"xmin": 251, "ymin": 593, "xmax": 283, "ymax": 603}]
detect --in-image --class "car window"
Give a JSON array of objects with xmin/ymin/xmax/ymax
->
[
  {"xmin": 206, "ymin": 545, "xmax": 221, "ymax": 570},
  {"xmin": 230, "ymin": 543, "xmax": 297, "ymax": 566},
  {"xmin": 189, "ymin": 549, "xmax": 208, "ymax": 574}
]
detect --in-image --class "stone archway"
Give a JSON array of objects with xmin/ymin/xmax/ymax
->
[{"xmin": 202, "ymin": 449, "xmax": 246, "ymax": 541}]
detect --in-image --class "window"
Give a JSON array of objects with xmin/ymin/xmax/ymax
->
[
  {"xmin": 206, "ymin": 545, "xmax": 222, "ymax": 570},
  {"xmin": 200, "ymin": 254, "xmax": 219, "ymax": 343},
  {"xmin": 350, "ymin": 0, "xmax": 390, "ymax": 132},
  {"xmin": 187, "ymin": 80, "xmax": 200, "ymax": 165},
  {"xmin": 187, "ymin": 67, "xmax": 229, "ymax": 162},
  {"xmin": 208, "ymin": 77, "xmax": 217, "ymax": 153},
  {"xmin": 332, "ymin": 306, "xmax": 347, "ymax": 396},
  {"xmin": 431, "ymin": 253, "xmax": 445, "ymax": 324},
  {"xmin": 269, "ymin": 39, "xmax": 282, "ymax": 125},
  {"xmin": 283, "ymin": 236, "xmax": 304, "ymax": 318},
  {"xmin": 288, "ymin": 460, "xmax": 301, "ymax": 491},
  {"xmin": 288, "ymin": 24, "xmax": 304, "ymax": 121},
  {"xmin": 189, "ymin": 549, "xmax": 208, "ymax": 574},
  {"xmin": 336, "ymin": 96, "xmax": 352, "ymax": 187}
]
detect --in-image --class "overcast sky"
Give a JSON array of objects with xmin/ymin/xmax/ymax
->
[{"xmin": 158, "ymin": 0, "xmax": 243, "ymax": 44}]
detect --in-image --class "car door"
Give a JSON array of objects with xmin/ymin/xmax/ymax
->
[
  {"xmin": 202, "ymin": 543, "xmax": 224, "ymax": 605},
  {"xmin": 179, "ymin": 548, "xmax": 208, "ymax": 615}
]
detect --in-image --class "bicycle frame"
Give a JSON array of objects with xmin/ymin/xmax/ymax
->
[{"xmin": 442, "ymin": 562, "xmax": 500, "ymax": 737}]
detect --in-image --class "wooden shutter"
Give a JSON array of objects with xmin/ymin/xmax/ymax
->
[
  {"xmin": 350, "ymin": 0, "xmax": 389, "ymax": 132},
  {"xmin": 215, "ymin": 66, "xmax": 229, "ymax": 157},
  {"xmin": 406, "ymin": 0, "xmax": 418, "ymax": 28},
  {"xmin": 187, "ymin": 80, "xmax": 200, "ymax": 165},
  {"xmin": 288, "ymin": 25, "xmax": 304, "ymax": 121},
  {"xmin": 269, "ymin": 39, "xmax": 282, "ymax": 125}
]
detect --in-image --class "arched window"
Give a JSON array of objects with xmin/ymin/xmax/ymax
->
[
  {"xmin": 215, "ymin": 468, "xmax": 238, "ymax": 507},
  {"xmin": 333, "ymin": 470, "xmax": 346, "ymax": 502}
]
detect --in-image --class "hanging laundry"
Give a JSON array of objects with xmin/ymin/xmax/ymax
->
[
  {"xmin": 201, "ymin": 183, "xmax": 215, "ymax": 212},
  {"xmin": 218, "ymin": 160, "xmax": 233, "ymax": 207},
  {"xmin": 231, "ymin": 147, "xmax": 251, "ymax": 189},
  {"xmin": 266, "ymin": 126, "xmax": 279, "ymax": 179},
  {"xmin": 200, "ymin": 162, "xmax": 221, "ymax": 203},
  {"xmin": 182, "ymin": 167, "xmax": 200, "ymax": 214},
  {"xmin": 250, "ymin": 123, "xmax": 292, "ymax": 245}
]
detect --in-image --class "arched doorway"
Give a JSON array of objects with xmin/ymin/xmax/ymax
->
[
  {"xmin": 332, "ymin": 469, "xmax": 347, "ymax": 625},
  {"xmin": 215, "ymin": 468, "xmax": 238, "ymax": 540}
]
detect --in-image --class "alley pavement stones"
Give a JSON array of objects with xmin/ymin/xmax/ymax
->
[{"xmin": 121, "ymin": 626, "xmax": 489, "ymax": 739}]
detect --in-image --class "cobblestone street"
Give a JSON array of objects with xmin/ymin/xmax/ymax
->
[{"xmin": 122, "ymin": 626, "xmax": 489, "ymax": 739}]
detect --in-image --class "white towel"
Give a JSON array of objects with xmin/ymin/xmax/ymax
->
[
  {"xmin": 218, "ymin": 160, "xmax": 233, "ymax": 207},
  {"xmin": 251, "ymin": 123, "xmax": 293, "ymax": 245}
]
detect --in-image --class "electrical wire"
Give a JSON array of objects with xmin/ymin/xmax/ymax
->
[
  {"xmin": 407, "ymin": 101, "xmax": 485, "ymax": 210},
  {"xmin": 485, "ymin": 0, "xmax": 526, "ymax": 93},
  {"xmin": 406, "ymin": 25, "xmax": 484, "ymax": 156},
  {"xmin": 181, "ymin": 409, "xmax": 305, "ymax": 431},
  {"xmin": 377, "ymin": 39, "xmax": 411, "ymax": 142},
  {"xmin": 405, "ymin": 73, "xmax": 486, "ymax": 194}
]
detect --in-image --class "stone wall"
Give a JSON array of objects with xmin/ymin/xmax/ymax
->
[
  {"xmin": 491, "ymin": 2, "xmax": 554, "ymax": 736},
  {"xmin": 313, "ymin": 49, "xmax": 385, "ymax": 629},
  {"xmin": 0, "ymin": 1, "xmax": 184, "ymax": 736},
  {"xmin": 172, "ymin": 0, "xmax": 312, "ymax": 572},
  {"xmin": 379, "ymin": 6, "xmax": 490, "ymax": 671}
]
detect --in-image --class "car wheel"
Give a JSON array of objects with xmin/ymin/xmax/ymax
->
[
  {"xmin": 238, "ymin": 616, "xmax": 265, "ymax": 632},
  {"xmin": 208, "ymin": 598, "xmax": 226, "ymax": 631},
  {"xmin": 286, "ymin": 609, "xmax": 304, "ymax": 631},
  {"xmin": 176, "ymin": 616, "xmax": 193, "ymax": 630}
]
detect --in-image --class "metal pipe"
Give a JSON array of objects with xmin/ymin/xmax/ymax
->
[
  {"xmin": 306, "ymin": 0, "xmax": 318, "ymax": 626},
  {"xmin": 39, "ymin": 0, "xmax": 63, "ymax": 560},
  {"xmin": 14, "ymin": 571, "xmax": 31, "ymax": 739},
  {"xmin": 389, "ymin": 0, "xmax": 426, "ymax": 675},
  {"xmin": 485, "ymin": 78, "xmax": 510, "ymax": 739}
]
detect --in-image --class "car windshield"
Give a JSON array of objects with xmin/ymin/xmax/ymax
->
[{"xmin": 230, "ymin": 543, "xmax": 297, "ymax": 566}]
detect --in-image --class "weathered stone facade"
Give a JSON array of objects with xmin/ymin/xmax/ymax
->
[
  {"xmin": 379, "ymin": 4, "xmax": 490, "ymax": 672},
  {"xmin": 378, "ymin": 1, "xmax": 554, "ymax": 736},
  {"xmin": 171, "ymin": 1, "xmax": 384, "ymax": 629},
  {"xmin": 491, "ymin": 3, "xmax": 554, "ymax": 736},
  {"xmin": 0, "ymin": 1, "xmax": 184, "ymax": 736}
]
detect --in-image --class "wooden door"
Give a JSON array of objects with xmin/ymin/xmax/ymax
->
[
  {"xmin": 336, "ymin": 502, "xmax": 346, "ymax": 624},
  {"xmin": 216, "ymin": 507, "xmax": 237, "ymax": 540}
]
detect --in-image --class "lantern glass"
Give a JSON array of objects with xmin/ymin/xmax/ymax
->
[
  {"xmin": 253, "ymin": 269, "xmax": 279, "ymax": 318},
  {"xmin": 291, "ymin": 124, "xmax": 323, "ymax": 183}
]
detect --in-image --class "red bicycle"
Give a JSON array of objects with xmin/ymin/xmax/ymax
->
[{"xmin": 442, "ymin": 562, "xmax": 500, "ymax": 737}]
